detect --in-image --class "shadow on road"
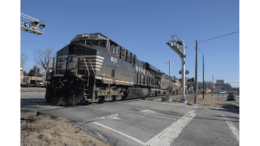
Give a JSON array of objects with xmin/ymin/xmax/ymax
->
[
  {"xmin": 211, "ymin": 114, "xmax": 239, "ymax": 119},
  {"xmin": 210, "ymin": 104, "xmax": 239, "ymax": 115},
  {"xmin": 21, "ymin": 98, "xmax": 47, "ymax": 107}
]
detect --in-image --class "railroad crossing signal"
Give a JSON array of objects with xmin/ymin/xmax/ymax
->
[
  {"xmin": 179, "ymin": 70, "xmax": 189, "ymax": 74},
  {"xmin": 20, "ymin": 13, "xmax": 45, "ymax": 35}
]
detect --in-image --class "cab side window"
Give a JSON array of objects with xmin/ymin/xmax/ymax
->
[
  {"xmin": 116, "ymin": 46, "xmax": 120, "ymax": 57},
  {"xmin": 121, "ymin": 48, "xmax": 125, "ymax": 58}
]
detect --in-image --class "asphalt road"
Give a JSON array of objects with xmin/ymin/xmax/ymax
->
[{"xmin": 21, "ymin": 92, "xmax": 239, "ymax": 146}]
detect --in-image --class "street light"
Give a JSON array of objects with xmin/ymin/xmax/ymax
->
[{"xmin": 166, "ymin": 35, "xmax": 187, "ymax": 103}]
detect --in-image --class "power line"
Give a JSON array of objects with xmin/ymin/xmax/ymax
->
[{"xmin": 199, "ymin": 31, "xmax": 239, "ymax": 43}]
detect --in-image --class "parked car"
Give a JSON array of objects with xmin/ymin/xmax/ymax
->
[{"xmin": 227, "ymin": 93, "xmax": 235, "ymax": 101}]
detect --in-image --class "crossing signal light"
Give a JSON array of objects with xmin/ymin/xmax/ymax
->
[
  {"xmin": 39, "ymin": 24, "xmax": 45, "ymax": 29},
  {"xmin": 24, "ymin": 22, "xmax": 30, "ymax": 28}
]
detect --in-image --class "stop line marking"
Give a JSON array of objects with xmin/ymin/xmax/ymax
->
[
  {"xmin": 139, "ymin": 110, "xmax": 176, "ymax": 120},
  {"xmin": 93, "ymin": 110, "xmax": 196, "ymax": 146},
  {"xmin": 222, "ymin": 114, "xmax": 239, "ymax": 141},
  {"xmin": 93, "ymin": 122, "xmax": 146, "ymax": 145},
  {"xmin": 145, "ymin": 110, "xmax": 196, "ymax": 146}
]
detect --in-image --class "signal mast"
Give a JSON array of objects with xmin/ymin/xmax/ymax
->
[
  {"xmin": 166, "ymin": 35, "xmax": 188, "ymax": 103},
  {"xmin": 20, "ymin": 13, "xmax": 45, "ymax": 35}
]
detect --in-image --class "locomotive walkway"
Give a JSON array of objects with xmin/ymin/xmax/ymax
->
[{"xmin": 21, "ymin": 92, "xmax": 239, "ymax": 146}]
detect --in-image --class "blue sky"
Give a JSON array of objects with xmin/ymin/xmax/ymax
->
[{"xmin": 21, "ymin": 0, "xmax": 239, "ymax": 87}]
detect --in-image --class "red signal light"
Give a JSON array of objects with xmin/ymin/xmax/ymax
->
[{"xmin": 39, "ymin": 24, "xmax": 45, "ymax": 29}]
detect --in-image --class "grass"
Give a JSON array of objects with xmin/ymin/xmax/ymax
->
[{"xmin": 21, "ymin": 110, "xmax": 110, "ymax": 146}]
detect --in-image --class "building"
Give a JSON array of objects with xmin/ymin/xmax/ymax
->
[
  {"xmin": 215, "ymin": 80, "xmax": 225, "ymax": 93},
  {"xmin": 23, "ymin": 76, "xmax": 45, "ymax": 86}
]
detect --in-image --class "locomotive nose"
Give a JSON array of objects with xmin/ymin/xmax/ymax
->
[{"xmin": 54, "ymin": 87, "xmax": 61, "ymax": 93}]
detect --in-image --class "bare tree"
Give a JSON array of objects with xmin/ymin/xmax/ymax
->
[
  {"xmin": 20, "ymin": 53, "xmax": 28, "ymax": 69},
  {"xmin": 28, "ymin": 65, "xmax": 42, "ymax": 77},
  {"xmin": 34, "ymin": 47, "xmax": 55, "ymax": 74}
]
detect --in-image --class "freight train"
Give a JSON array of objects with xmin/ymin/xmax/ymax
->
[{"xmin": 45, "ymin": 33, "xmax": 177, "ymax": 106}]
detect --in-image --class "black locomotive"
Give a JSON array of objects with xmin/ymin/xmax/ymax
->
[{"xmin": 45, "ymin": 33, "xmax": 172, "ymax": 105}]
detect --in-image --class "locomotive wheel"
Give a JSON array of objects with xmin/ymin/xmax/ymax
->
[
  {"xmin": 115, "ymin": 95, "xmax": 122, "ymax": 101},
  {"xmin": 45, "ymin": 92, "xmax": 52, "ymax": 103},
  {"xmin": 121, "ymin": 88, "xmax": 129, "ymax": 100},
  {"xmin": 111, "ymin": 95, "xmax": 116, "ymax": 101},
  {"xmin": 98, "ymin": 96, "xmax": 104, "ymax": 103}
]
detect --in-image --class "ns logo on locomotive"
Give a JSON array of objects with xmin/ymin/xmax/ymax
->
[{"xmin": 45, "ymin": 33, "xmax": 172, "ymax": 106}]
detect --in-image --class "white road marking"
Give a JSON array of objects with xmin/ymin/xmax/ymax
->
[
  {"xmin": 139, "ymin": 110, "xmax": 175, "ymax": 120},
  {"xmin": 146, "ymin": 100, "xmax": 198, "ymax": 108},
  {"xmin": 107, "ymin": 114, "xmax": 120, "ymax": 119},
  {"xmin": 97, "ymin": 132, "xmax": 104, "ymax": 138},
  {"xmin": 145, "ymin": 110, "xmax": 196, "ymax": 146},
  {"xmin": 222, "ymin": 114, "xmax": 239, "ymax": 141},
  {"xmin": 93, "ymin": 122, "xmax": 145, "ymax": 145}
]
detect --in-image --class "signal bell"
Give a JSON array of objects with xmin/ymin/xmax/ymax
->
[{"xmin": 30, "ymin": 21, "xmax": 39, "ymax": 26}]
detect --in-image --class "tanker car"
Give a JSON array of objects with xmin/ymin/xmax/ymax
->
[{"xmin": 45, "ymin": 33, "xmax": 172, "ymax": 106}]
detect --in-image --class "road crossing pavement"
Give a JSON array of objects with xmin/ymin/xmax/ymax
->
[{"xmin": 21, "ymin": 92, "xmax": 239, "ymax": 146}]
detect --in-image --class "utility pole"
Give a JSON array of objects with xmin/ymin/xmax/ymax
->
[
  {"xmin": 212, "ymin": 74, "xmax": 214, "ymax": 96},
  {"xmin": 36, "ymin": 65, "xmax": 37, "ymax": 87},
  {"xmin": 195, "ymin": 40, "xmax": 198, "ymax": 104},
  {"xmin": 181, "ymin": 40, "xmax": 186, "ymax": 102},
  {"xmin": 169, "ymin": 60, "xmax": 171, "ymax": 90},
  {"xmin": 166, "ymin": 60, "xmax": 171, "ymax": 101},
  {"xmin": 203, "ymin": 55, "xmax": 204, "ymax": 99}
]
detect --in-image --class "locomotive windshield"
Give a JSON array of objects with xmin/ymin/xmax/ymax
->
[
  {"xmin": 68, "ymin": 56, "xmax": 78, "ymax": 70},
  {"xmin": 57, "ymin": 55, "xmax": 78, "ymax": 74}
]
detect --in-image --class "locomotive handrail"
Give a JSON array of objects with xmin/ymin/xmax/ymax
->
[
  {"xmin": 81, "ymin": 56, "xmax": 90, "ymax": 87},
  {"xmin": 87, "ymin": 59, "xmax": 96, "ymax": 75}
]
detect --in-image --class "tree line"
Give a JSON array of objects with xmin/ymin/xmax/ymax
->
[{"xmin": 21, "ymin": 47, "xmax": 55, "ymax": 77}]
